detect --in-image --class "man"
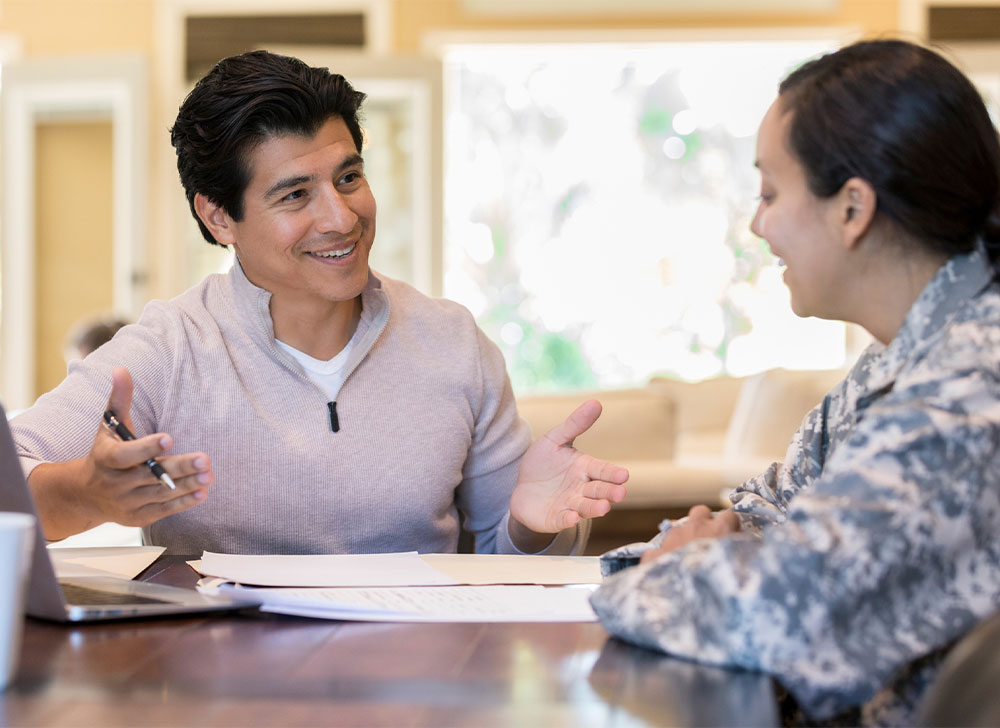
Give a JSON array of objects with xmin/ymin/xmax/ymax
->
[{"xmin": 12, "ymin": 51, "xmax": 627, "ymax": 556}]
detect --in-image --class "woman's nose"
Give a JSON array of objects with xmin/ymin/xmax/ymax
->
[{"xmin": 749, "ymin": 205, "xmax": 764, "ymax": 238}]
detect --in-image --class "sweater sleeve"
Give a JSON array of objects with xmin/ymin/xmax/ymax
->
[
  {"xmin": 455, "ymin": 326, "xmax": 587, "ymax": 555},
  {"xmin": 12, "ymin": 306, "xmax": 176, "ymax": 469},
  {"xmin": 590, "ymin": 364, "xmax": 1000, "ymax": 720}
]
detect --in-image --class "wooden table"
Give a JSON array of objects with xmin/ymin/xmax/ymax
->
[{"xmin": 2, "ymin": 557, "xmax": 779, "ymax": 727}]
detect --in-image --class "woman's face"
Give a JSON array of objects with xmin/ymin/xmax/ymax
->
[{"xmin": 750, "ymin": 99, "xmax": 848, "ymax": 320}]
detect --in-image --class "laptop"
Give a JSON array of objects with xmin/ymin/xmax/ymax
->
[{"xmin": 0, "ymin": 404, "xmax": 256, "ymax": 622}]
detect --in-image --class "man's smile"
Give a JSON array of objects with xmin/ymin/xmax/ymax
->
[{"xmin": 308, "ymin": 242, "xmax": 357, "ymax": 260}]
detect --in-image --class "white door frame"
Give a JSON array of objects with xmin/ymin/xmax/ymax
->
[{"xmin": 1, "ymin": 56, "xmax": 148, "ymax": 411}]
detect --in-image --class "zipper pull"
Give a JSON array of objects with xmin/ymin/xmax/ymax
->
[{"xmin": 328, "ymin": 401, "xmax": 340, "ymax": 433}]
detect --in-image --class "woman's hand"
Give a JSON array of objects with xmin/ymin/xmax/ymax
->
[{"xmin": 639, "ymin": 505, "xmax": 741, "ymax": 564}]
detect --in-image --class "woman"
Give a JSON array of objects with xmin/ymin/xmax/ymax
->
[{"xmin": 591, "ymin": 39, "xmax": 1000, "ymax": 725}]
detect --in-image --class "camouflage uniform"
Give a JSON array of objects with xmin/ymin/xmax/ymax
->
[{"xmin": 591, "ymin": 245, "xmax": 1000, "ymax": 725}]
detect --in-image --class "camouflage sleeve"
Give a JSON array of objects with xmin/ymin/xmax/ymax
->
[
  {"xmin": 600, "ymin": 370, "xmax": 857, "ymax": 571},
  {"xmin": 728, "ymin": 373, "xmax": 849, "ymax": 532},
  {"xmin": 590, "ymin": 364, "xmax": 1000, "ymax": 720}
]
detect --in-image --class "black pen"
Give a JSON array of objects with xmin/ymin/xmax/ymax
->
[{"xmin": 102, "ymin": 409, "xmax": 176, "ymax": 490}]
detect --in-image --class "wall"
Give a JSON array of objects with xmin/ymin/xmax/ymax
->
[
  {"xmin": 0, "ymin": 0, "xmax": 901, "ymax": 402},
  {"xmin": 0, "ymin": 0, "xmax": 155, "ymax": 55},
  {"xmin": 393, "ymin": 0, "xmax": 900, "ymax": 52},
  {"xmin": 34, "ymin": 121, "xmax": 114, "ymax": 395},
  {"xmin": 0, "ymin": 0, "xmax": 157, "ymax": 403}
]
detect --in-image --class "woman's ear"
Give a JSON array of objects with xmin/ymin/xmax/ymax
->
[
  {"xmin": 193, "ymin": 193, "xmax": 236, "ymax": 246},
  {"xmin": 838, "ymin": 177, "xmax": 877, "ymax": 249}
]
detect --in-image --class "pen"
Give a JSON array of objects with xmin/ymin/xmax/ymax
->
[{"xmin": 102, "ymin": 409, "xmax": 176, "ymax": 490}]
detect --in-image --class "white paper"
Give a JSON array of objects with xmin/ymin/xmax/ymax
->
[
  {"xmin": 196, "ymin": 551, "xmax": 603, "ymax": 588},
  {"xmin": 198, "ymin": 582, "xmax": 599, "ymax": 622},
  {"xmin": 198, "ymin": 550, "xmax": 459, "ymax": 587},
  {"xmin": 419, "ymin": 553, "xmax": 601, "ymax": 585},
  {"xmin": 48, "ymin": 545, "xmax": 165, "ymax": 580}
]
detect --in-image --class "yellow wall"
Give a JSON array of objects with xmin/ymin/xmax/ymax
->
[
  {"xmin": 0, "ymin": 0, "xmax": 901, "ymax": 56},
  {"xmin": 0, "ymin": 0, "xmax": 155, "ymax": 55},
  {"xmin": 0, "ymin": 0, "xmax": 902, "ymax": 401},
  {"xmin": 0, "ymin": 0, "xmax": 156, "ymax": 400},
  {"xmin": 393, "ymin": 0, "xmax": 901, "ymax": 52},
  {"xmin": 34, "ymin": 121, "xmax": 114, "ymax": 395}
]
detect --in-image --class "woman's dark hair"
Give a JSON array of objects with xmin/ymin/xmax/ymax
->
[
  {"xmin": 170, "ymin": 50, "xmax": 367, "ymax": 246},
  {"xmin": 779, "ymin": 39, "xmax": 1000, "ymax": 261}
]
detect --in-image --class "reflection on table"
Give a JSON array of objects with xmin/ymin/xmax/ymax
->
[{"xmin": 2, "ymin": 557, "xmax": 778, "ymax": 727}]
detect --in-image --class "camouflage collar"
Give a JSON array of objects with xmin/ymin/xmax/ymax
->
[{"xmin": 859, "ymin": 243, "xmax": 994, "ymax": 398}]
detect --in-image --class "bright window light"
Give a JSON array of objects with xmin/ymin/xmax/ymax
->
[{"xmin": 444, "ymin": 40, "xmax": 843, "ymax": 392}]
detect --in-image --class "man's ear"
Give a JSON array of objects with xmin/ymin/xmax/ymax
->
[
  {"xmin": 838, "ymin": 177, "xmax": 877, "ymax": 250},
  {"xmin": 193, "ymin": 193, "xmax": 236, "ymax": 246}
]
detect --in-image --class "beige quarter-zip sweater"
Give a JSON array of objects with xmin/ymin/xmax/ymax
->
[{"xmin": 13, "ymin": 263, "xmax": 585, "ymax": 556}]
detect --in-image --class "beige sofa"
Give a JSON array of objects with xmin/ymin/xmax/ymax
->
[{"xmin": 516, "ymin": 367, "xmax": 847, "ymax": 511}]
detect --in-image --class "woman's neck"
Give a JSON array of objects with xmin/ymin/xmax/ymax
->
[{"xmin": 850, "ymin": 243, "xmax": 948, "ymax": 345}]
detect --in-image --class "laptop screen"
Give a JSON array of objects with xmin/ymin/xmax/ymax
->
[{"xmin": 0, "ymin": 405, "xmax": 74, "ymax": 620}]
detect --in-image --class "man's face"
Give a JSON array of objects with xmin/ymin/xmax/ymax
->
[{"xmin": 220, "ymin": 116, "xmax": 376, "ymax": 312}]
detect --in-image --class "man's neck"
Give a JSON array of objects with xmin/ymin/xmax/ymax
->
[{"xmin": 270, "ymin": 295, "xmax": 362, "ymax": 360}]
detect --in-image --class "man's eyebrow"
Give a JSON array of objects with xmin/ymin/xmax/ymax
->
[
  {"xmin": 339, "ymin": 153, "xmax": 365, "ymax": 175},
  {"xmin": 265, "ymin": 174, "xmax": 314, "ymax": 200},
  {"xmin": 263, "ymin": 155, "xmax": 365, "ymax": 200}
]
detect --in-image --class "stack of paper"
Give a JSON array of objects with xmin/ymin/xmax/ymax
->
[
  {"xmin": 196, "ymin": 551, "xmax": 457, "ymax": 587},
  {"xmin": 194, "ymin": 552, "xmax": 602, "ymax": 623}
]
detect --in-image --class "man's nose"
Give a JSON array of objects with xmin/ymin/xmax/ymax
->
[{"xmin": 316, "ymin": 185, "xmax": 359, "ymax": 234}]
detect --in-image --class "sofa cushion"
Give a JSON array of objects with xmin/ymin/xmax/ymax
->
[
  {"xmin": 516, "ymin": 388, "xmax": 675, "ymax": 462},
  {"xmin": 724, "ymin": 367, "xmax": 846, "ymax": 461},
  {"xmin": 619, "ymin": 458, "xmax": 732, "ymax": 507},
  {"xmin": 647, "ymin": 375, "xmax": 744, "ymax": 433}
]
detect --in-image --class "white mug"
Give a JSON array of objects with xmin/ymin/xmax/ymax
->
[{"xmin": 0, "ymin": 512, "xmax": 35, "ymax": 691}]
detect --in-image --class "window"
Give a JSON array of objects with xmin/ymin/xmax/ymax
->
[{"xmin": 443, "ymin": 39, "xmax": 844, "ymax": 393}]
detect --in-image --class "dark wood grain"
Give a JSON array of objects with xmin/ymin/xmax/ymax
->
[{"xmin": 1, "ymin": 557, "xmax": 778, "ymax": 727}]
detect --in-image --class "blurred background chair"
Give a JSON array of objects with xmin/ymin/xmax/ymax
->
[{"xmin": 916, "ymin": 609, "xmax": 1000, "ymax": 727}]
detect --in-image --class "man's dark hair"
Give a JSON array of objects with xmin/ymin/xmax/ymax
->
[
  {"xmin": 779, "ymin": 39, "xmax": 1000, "ymax": 262},
  {"xmin": 170, "ymin": 50, "xmax": 367, "ymax": 246}
]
